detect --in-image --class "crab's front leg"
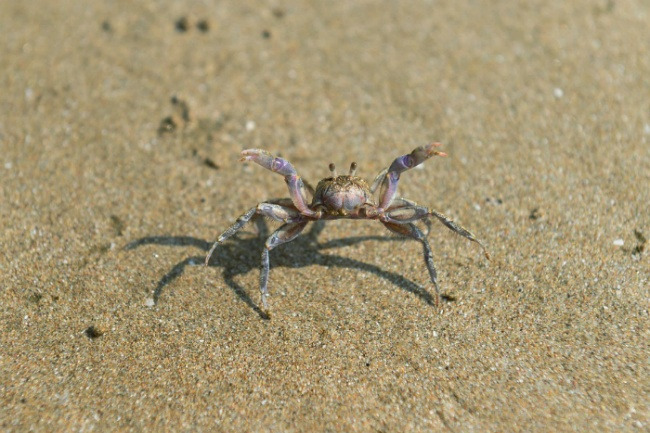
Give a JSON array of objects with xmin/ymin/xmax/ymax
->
[
  {"xmin": 374, "ymin": 143, "xmax": 447, "ymax": 211},
  {"xmin": 260, "ymin": 221, "xmax": 309, "ymax": 313},
  {"xmin": 205, "ymin": 202, "xmax": 302, "ymax": 266},
  {"xmin": 241, "ymin": 149, "xmax": 320, "ymax": 219}
]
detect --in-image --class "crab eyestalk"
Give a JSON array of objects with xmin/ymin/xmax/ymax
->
[
  {"xmin": 349, "ymin": 162, "xmax": 358, "ymax": 176},
  {"xmin": 328, "ymin": 163, "xmax": 337, "ymax": 177}
]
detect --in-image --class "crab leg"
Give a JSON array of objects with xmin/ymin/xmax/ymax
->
[
  {"xmin": 240, "ymin": 149, "xmax": 321, "ymax": 219},
  {"xmin": 382, "ymin": 205, "xmax": 490, "ymax": 260},
  {"xmin": 370, "ymin": 167, "xmax": 388, "ymax": 195},
  {"xmin": 260, "ymin": 221, "xmax": 309, "ymax": 312},
  {"xmin": 205, "ymin": 203, "xmax": 302, "ymax": 266},
  {"xmin": 430, "ymin": 210, "xmax": 490, "ymax": 260},
  {"xmin": 375, "ymin": 143, "xmax": 447, "ymax": 211},
  {"xmin": 382, "ymin": 221, "xmax": 440, "ymax": 305},
  {"xmin": 381, "ymin": 197, "xmax": 432, "ymax": 233}
]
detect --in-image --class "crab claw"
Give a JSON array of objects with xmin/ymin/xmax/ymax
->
[
  {"xmin": 240, "ymin": 149, "xmax": 297, "ymax": 176},
  {"xmin": 415, "ymin": 142, "xmax": 447, "ymax": 160},
  {"xmin": 375, "ymin": 142, "xmax": 448, "ymax": 211},
  {"xmin": 387, "ymin": 142, "xmax": 446, "ymax": 175},
  {"xmin": 239, "ymin": 148, "xmax": 319, "ymax": 217}
]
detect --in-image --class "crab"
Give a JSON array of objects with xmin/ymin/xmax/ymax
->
[{"xmin": 205, "ymin": 143, "xmax": 489, "ymax": 313}]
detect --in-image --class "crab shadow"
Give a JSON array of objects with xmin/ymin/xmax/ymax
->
[{"xmin": 125, "ymin": 219, "xmax": 439, "ymax": 319}]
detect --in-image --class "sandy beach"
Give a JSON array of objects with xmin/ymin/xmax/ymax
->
[{"xmin": 1, "ymin": 1, "xmax": 648, "ymax": 431}]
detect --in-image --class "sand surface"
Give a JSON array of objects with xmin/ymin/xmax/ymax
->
[{"xmin": 1, "ymin": 1, "xmax": 648, "ymax": 431}]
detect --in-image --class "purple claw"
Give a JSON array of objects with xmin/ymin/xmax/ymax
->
[
  {"xmin": 377, "ymin": 143, "xmax": 447, "ymax": 210},
  {"xmin": 387, "ymin": 143, "xmax": 446, "ymax": 175},
  {"xmin": 240, "ymin": 149, "xmax": 297, "ymax": 176},
  {"xmin": 240, "ymin": 148, "xmax": 319, "ymax": 218},
  {"xmin": 413, "ymin": 142, "xmax": 447, "ymax": 164}
]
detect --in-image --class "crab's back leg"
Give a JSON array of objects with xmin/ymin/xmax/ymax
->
[
  {"xmin": 382, "ymin": 221, "xmax": 440, "ymax": 306},
  {"xmin": 375, "ymin": 143, "xmax": 447, "ymax": 211},
  {"xmin": 260, "ymin": 221, "xmax": 309, "ymax": 312},
  {"xmin": 204, "ymin": 203, "xmax": 302, "ymax": 266},
  {"xmin": 240, "ymin": 149, "xmax": 320, "ymax": 218},
  {"xmin": 429, "ymin": 210, "xmax": 490, "ymax": 260},
  {"xmin": 381, "ymin": 197, "xmax": 433, "ymax": 234},
  {"xmin": 382, "ymin": 204, "xmax": 490, "ymax": 260}
]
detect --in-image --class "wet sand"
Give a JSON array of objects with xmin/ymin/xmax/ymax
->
[{"xmin": 1, "ymin": 1, "xmax": 648, "ymax": 431}]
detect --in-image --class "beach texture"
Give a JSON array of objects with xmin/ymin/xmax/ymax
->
[{"xmin": 1, "ymin": 1, "xmax": 648, "ymax": 431}]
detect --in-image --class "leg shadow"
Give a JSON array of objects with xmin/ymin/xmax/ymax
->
[{"xmin": 125, "ymin": 218, "xmax": 438, "ymax": 318}]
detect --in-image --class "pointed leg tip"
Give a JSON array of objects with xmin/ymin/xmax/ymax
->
[
  {"xmin": 260, "ymin": 300, "xmax": 271, "ymax": 319},
  {"xmin": 432, "ymin": 282, "xmax": 441, "ymax": 308},
  {"xmin": 261, "ymin": 295, "xmax": 271, "ymax": 315}
]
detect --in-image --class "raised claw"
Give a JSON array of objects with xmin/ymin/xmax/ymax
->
[
  {"xmin": 377, "ymin": 143, "xmax": 447, "ymax": 211},
  {"xmin": 387, "ymin": 142, "xmax": 447, "ymax": 175},
  {"xmin": 240, "ymin": 149, "xmax": 297, "ymax": 176},
  {"xmin": 240, "ymin": 148, "xmax": 272, "ymax": 163},
  {"xmin": 414, "ymin": 141, "xmax": 447, "ymax": 161},
  {"xmin": 240, "ymin": 149, "xmax": 318, "ymax": 218}
]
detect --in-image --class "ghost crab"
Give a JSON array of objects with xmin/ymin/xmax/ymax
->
[{"xmin": 205, "ymin": 143, "xmax": 489, "ymax": 314}]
